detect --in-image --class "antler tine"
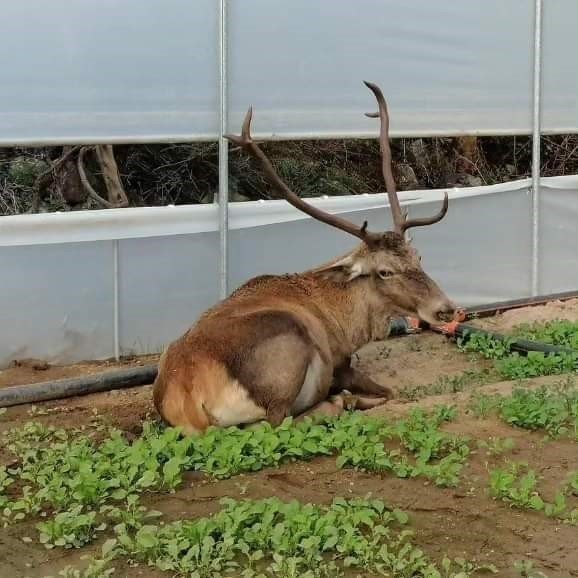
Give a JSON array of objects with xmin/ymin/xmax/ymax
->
[
  {"xmin": 363, "ymin": 81, "xmax": 449, "ymax": 234},
  {"xmin": 363, "ymin": 81, "xmax": 405, "ymax": 235},
  {"xmin": 402, "ymin": 190, "xmax": 448, "ymax": 230},
  {"xmin": 225, "ymin": 108, "xmax": 376, "ymax": 244}
]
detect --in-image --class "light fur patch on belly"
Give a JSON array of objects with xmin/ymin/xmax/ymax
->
[
  {"xmin": 208, "ymin": 381, "xmax": 267, "ymax": 427},
  {"xmin": 291, "ymin": 352, "xmax": 324, "ymax": 414}
]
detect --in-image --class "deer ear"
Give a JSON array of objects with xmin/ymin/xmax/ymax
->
[{"xmin": 314, "ymin": 255, "xmax": 364, "ymax": 282}]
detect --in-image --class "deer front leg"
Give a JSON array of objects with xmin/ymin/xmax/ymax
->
[
  {"xmin": 294, "ymin": 390, "xmax": 357, "ymax": 421},
  {"xmin": 294, "ymin": 388, "xmax": 390, "ymax": 422},
  {"xmin": 332, "ymin": 358, "xmax": 394, "ymax": 400}
]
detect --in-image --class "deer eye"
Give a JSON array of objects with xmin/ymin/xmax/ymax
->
[{"xmin": 377, "ymin": 270, "xmax": 393, "ymax": 280}]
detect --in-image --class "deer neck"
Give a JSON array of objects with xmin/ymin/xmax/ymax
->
[
  {"xmin": 310, "ymin": 275, "xmax": 395, "ymax": 357},
  {"xmin": 346, "ymin": 278, "xmax": 394, "ymax": 348}
]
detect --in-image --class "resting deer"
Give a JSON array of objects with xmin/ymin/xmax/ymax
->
[{"xmin": 153, "ymin": 81, "xmax": 456, "ymax": 434}]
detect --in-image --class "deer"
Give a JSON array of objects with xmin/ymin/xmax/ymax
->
[{"xmin": 152, "ymin": 81, "xmax": 457, "ymax": 435}]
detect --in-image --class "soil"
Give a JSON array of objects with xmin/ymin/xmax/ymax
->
[
  {"xmin": 0, "ymin": 355, "xmax": 159, "ymax": 390},
  {"xmin": 470, "ymin": 297, "xmax": 578, "ymax": 333},
  {"xmin": 1, "ymin": 302, "xmax": 578, "ymax": 578}
]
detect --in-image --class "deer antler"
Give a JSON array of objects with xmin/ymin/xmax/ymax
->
[
  {"xmin": 363, "ymin": 81, "xmax": 448, "ymax": 235},
  {"xmin": 225, "ymin": 108, "xmax": 379, "ymax": 245}
]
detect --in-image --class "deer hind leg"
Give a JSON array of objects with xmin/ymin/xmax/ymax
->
[
  {"xmin": 234, "ymin": 333, "xmax": 332, "ymax": 428},
  {"xmin": 332, "ymin": 358, "xmax": 394, "ymax": 401}
]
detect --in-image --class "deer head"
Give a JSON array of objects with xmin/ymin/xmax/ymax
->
[{"xmin": 225, "ymin": 81, "xmax": 456, "ymax": 326}]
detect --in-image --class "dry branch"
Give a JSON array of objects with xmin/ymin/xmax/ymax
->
[{"xmin": 77, "ymin": 146, "xmax": 116, "ymax": 209}]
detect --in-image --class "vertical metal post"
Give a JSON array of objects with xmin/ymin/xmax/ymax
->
[
  {"xmin": 218, "ymin": 0, "xmax": 229, "ymax": 299},
  {"xmin": 112, "ymin": 239, "xmax": 120, "ymax": 361},
  {"xmin": 530, "ymin": 0, "xmax": 543, "ymax": 296}
]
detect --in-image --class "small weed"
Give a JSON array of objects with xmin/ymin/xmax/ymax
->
[
  {"xmin": 514, "ymin": 559, "xmax": 549, "ymax": 578},
  {"xmin": 565, "ymin": 470, "xmax": 578, "ymax": 496},
  {"xmin": 468, "ymin": 392, "xmax": 502, "ymax": 419},
  {"xmin": 28, "ymin": 404, "xmax": 49, "ymax": 417},
  {"xmin": 477, "ymin": 436, "xmax": 515, "ymax": 456},
  {"xmin": 400, "ymin": 369, "xmax": 496, "ymax": 401}
]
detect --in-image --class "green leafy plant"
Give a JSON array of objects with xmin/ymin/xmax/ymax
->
[
  {"xmin": 335, "ymin": 406, "xmax": 470, "ymax": 487},
  {"xmin": 513, "ymin": 319, "xmax": 578, "ymax": 350},
  {"xmin": 99, "ymin": 494, "xmax": 162, "ymax": 531},
  {"xmin": 458, "ymin": 332, "xmax": 514, "ymax": 360},
  {"xmin": 1, "ymin": 407, "xmax": 471, "ymax": 540},
  {"xmin": 45, "ymin": 497, "xmax": 492, "ymax": 578},
  {"xmin": 468, "ymin": 381, "xmax": 578, "ymax": 440},
  {"xmin": 498, "ymin": 382, "xmax": 578, "ymax": 438},
  {"xmin": 457, "ymin": 328, "xmax": 578, "ymax": 380},
  {"xmin": 565, "ymin": 470, "xmax": 578, "ymax": 496},
  {"xmin": 489, "ymin": 462, "xmax": 545, "ymax": 511},
  {"xmin": 489, "ymin": 461, "xmax": 576, "ymax": 522},
  {"xmin": 496, "ymin": 351, "xmax": 578, "ymax": 380},
  {"xmin": 543, "ymin": 492, "xmax": 568, "ymax": 518},
  {"xmin": 36, "ymin": 505, "xmax": 105, "ymax": 549}
]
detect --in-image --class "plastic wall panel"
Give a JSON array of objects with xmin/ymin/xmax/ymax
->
[
  {"xmin": 1, "ymin": 0, "xmax": 577, "ymax": 144},
  {"xmin": 0, "ymin": 0, "xmax": 218, "ymax": 144},
  {"xmin": 228, "ymin": 206, "xmax": 395, "ymax": 288},
  {"xmin": 230, "ymin": 188, "xmax": 533, "ymax": 309},
  {"xmin": 117, "ymin": 232, "xmax": 219, "ymax": 356},
  {"xmin": 229, "ymin": 0, "xmax": 535, "ymax": 138},
  {"xmin": 0, "ymin": 241, "xmax": 114, "ymax": 365},
  {"xmin": 542, "ymin": 0, "xmax": 578, "ymax": 133},
  {"xmin": 538, "ymin": 182, "xmax": 578, "ymax": 295},
  {"xmin": 409, "ymin": 189, "xmax": 533, "ymax": 306}
]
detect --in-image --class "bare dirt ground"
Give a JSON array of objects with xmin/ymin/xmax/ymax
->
[
  {"xmin": 470, "ymin": 297, "xmax": 578, "ymax": 333},
  {"xmin": 1, "ymin": 302, "xmax": 578, "ymax": 578},
  {"xmin": 0, "ymin": 354, "xmax": 159, "ymax": 390}
]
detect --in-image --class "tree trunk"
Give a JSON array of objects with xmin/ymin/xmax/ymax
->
[
  {"xmin": 54, "ymin": 145, "xmax": 84, "ymax": 205},
  {"xmin": 95, "ymin": 145, "xmax": 129, "ymax": 207}
]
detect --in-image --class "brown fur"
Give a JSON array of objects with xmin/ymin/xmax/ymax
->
[{"xmin": 153, "ymin": 231, "xmax": 455, "ymax": 434}]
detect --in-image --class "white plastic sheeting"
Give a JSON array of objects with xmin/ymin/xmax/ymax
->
[
  {"xmin": 0, "ymin": 0, "xmax": 576, "ymax": 145},
  {"xmin": 1, "ymin": 175, "xmax": 577, "ymax": 367}
]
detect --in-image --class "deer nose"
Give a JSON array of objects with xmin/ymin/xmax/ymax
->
[{"xmin": 434, "ymin": 301, "xmax": 456, "ymax": 323}]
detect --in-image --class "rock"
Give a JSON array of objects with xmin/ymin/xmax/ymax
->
[{"xmin": 462, "ymin": 175, "xmax": 483, "ymax": 187}]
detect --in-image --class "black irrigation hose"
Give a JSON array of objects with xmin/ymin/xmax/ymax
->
[
  {"xmin": 0, "ymin": 365, "xmax": 158, "ymax": 408},
  {"xmin": 449, "ymin": 323, "xmax": 577, "ymax": 357},
  {"xmin": 391, "ymin": 316, "xmax": 577, "ymax": 357}
]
